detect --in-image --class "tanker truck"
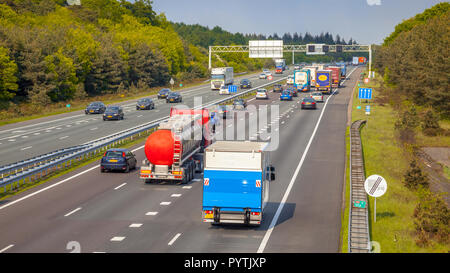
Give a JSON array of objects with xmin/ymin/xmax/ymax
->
[{"xmin": 139, "ymin": 108, "xmax": 213, "ymax": 184}]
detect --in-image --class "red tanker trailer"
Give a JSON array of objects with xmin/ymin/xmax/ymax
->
[{"xmin": 140, "ymin": 108, "xmax": 213, "ymax": 184}]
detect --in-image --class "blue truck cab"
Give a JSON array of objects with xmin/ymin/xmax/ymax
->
[{"xmin": 202, "ymin": 141, "xmax": 275, "ymax": 226}]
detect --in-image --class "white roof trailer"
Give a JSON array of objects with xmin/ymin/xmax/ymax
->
[{"xmin": 211, "ymin": 67, "xmax": 234, "ymax": 90}]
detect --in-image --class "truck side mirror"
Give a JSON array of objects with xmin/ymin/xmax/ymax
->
[{"xmin": 271, "ymin": 173, "xmax": 275, "ymax": 181}]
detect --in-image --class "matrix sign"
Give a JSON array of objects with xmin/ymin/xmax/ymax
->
[
  {"xmin": 358, "ymin": 88, "xmax": 373, "ymax": 99},
  {"xmin": 306, "ymin": 44, "xmax": 326, "ymax": 55}
]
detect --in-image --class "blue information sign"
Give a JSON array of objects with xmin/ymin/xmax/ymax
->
[
  {"xmin": 358, "ymin": 88, "xmax": 373, "ymax": 99},
  {"xmin": 366, "ymin": 105, "xmax": 371, "ymax": 112},
  {"xmin": 228, "ymin": 85, "xmax": 238, "ymax": 93}
]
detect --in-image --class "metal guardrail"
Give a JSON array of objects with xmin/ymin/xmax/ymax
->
[
  {"xmin": 348, "ymin": 119, "xmax": 371, "ymax": 253},
  {"xmin": 0, "ymin": 76, "xmax": 288, "ymax": 192}
]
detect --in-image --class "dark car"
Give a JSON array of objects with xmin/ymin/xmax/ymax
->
[
  {"xmin": 103, "ymin": 106, "xmax": 124, "ymax": 120},
  {"xmin": 166, "ymin": 92, "xmax": 182, "ymax": 103},
  {"xmin": 136, "ymin": 98, "xmax": 155, "ymax": 110},
  {"xmin": 286, "ymin": 87, "xmax": 298, "ymax": 97},
  {"xmin": 233, "ymin": 99, "xmax": 247, "ymax": 110},
  {"xmin": 100, "ymin": 148, "xmax": 137, "ymax": 173},
  {"xmin": 301, "ymin": 97, "xmax": 317, "ymax": 109},
  {"xmin": 273, "ymin": 84, "xmax": 283, "ymax": 93},
  {"xmin": 157, "ymin": 88, "xmax": 171, "ymax": 99},
  {"xmin": 85, "ymin": 102, "xmax": 106, "ymax": 114},
  {"xmin": 217, "ymin": 105, "xmax": 233, "ymax": 119},
  {"xmin": 240, "ymin": 79, "xmax": 252, "ymax": 89}
]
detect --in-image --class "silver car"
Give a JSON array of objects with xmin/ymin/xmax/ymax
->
[
  {"xmin": 255, "ymin": 89, "xmax": 269, "ymax": 99},
  {"xmin": 311, "ymin": 92, "xmax": 324, "ymax": 102}
]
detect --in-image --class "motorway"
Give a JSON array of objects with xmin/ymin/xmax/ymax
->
[
  {"xmin": 0, "ymin": 70, "xmax": 280, "ymax": 166},
  {"xmin": 0, "ymin": 66, "xmax": 362, "ymax": 253}
]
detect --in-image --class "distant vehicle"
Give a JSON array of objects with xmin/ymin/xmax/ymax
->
[
  {"xmin": 217, "ymin": 105, "xmax": 233, "ymax": 119},
  {"xmin": 303, "ymin": 66, "xmax": 318, "ymax": 88},
  {"xmin": 101, "ymin": 148, "xmax": 137, "ymax": 173},
  {"xmin": 202, "ymin": 141, "xmax": 275, "ymax": 226},
  {"xmin": 136, "ymin": 98, "xmax": 155, "ymax": 110},
  {"xmin": 259, "ymin": 73, "xmax": 267, "ymax": 79},
  {"xmin": 294, "ymin": 65, "xmax": 301, "ymax": 70},
  {"xmin": 166, "ymin": 92, "xmax": 182, "ymax": 103},
  {"xmin": 219, "ymin": 85, "xmax": 230, "ymax": 95},
  {"xmin": 275, "ymin": 67, "xmax": 283, "ymax": 74},
  {"xmin": 85, "ymin": 101, "xmax": 106, "ymax": 114},
  {"xmin": 326, "ymin": 66, "xmax": 342, "ymax": 88},
  {"xmin": 157, "ymin": 88, "xmax": 171, "ymax": 99},
  {"xmin": 255, "ymin": 89, "xmax": 269, "ymax": 99},
  {"xmin": 280, "ymin": 90, "xmax": 293, "ymax": 101},
  {"xmin": 273, "ymin": 84, "xmax": 283, "ymax": 93},
  {"xmin": 211, "ymin": 67, "xmax": 234, "ymax": 90},
  {"xmin": 336, "ymin": 62, "xmax": 347, "ymax": 79},
  {"xmin": 275, "ymin": 59, "xmax": 286, "ymax": 71},
  {"xmin": 301, "ymin": 97, "xmax": 317, "ymax": 109},
  {"xmin": 240, "ymin": 79, "xmax": 252, "ymax": 89},
  {"xmin": 233, "ymin": 99, "xmax": 247, "ymax": 110},
  {"xmin": 263, "ymin": 68, "xmax": 270, "ymax": 74},
  {"xmin": 352, "ymin": 57, "xmax": 359, "ymax": 65},
  {"xmin": 310, "ymin": 92, "xmax": 324, "ymax": 102},
  {"xmin": 103, "ymin": 106, "xmax": 124, "ymax": 121},
  {"xmin": 286, "ymin": 75, "xmax": 294, "ymax": 85},
  {"xmin": 315, "ymin": 70, "xmax": 333, "ymax": 94}
]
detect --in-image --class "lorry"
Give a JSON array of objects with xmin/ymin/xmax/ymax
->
[
  {"xmin": 336, "ymin": 62, "xmax": 347, "ymax": 79},
  {"xmin": 326, "ymin": 66, "xmax": 341, "ymax": 88},
  {"xmin": 274, "ymin": 59, "xmax": 286, "ymax": 72},
  {"xmin": 352, "ymin": 57, "xmax": 359, "ymax": 66},
  {"xmin": 140, "ymin": 108, "xmax": 213, "ymax": 184},
  {"xmin": 316, "ymin": 70, "xmax": 333, "ymax": 94},
  {"xmin": 202, "ymin": 141, "xmax": 275, "ymax": 226},
  {"xmin": 211, "ymin": 67, "xmax": 234, "ymax": 90},
  {"xmin": 293, "ymin": 69, "xmax": 310, "ymax": 92},
  {"xmin": 303, "ymin": 66, "xmax": 318, "ymax": 89}
]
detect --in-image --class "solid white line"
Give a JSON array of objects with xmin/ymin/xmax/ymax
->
[
  {"xmin": 0, "ymin": 244, "xmax": 14, "ymax": 253},
  {"xmin": 168, "ymin": 233, "xmax": 181, "ymax": 246},
  {"xmin": 64, "ymin": 207, "xmax": 82, "ymax": 217},
  {"xmin": 257, "ymin": 67, "xmax": 357, "ymax": 253},
  {"xmin": 114, "ymin": 183, "xmax": 127, "ymax": 190},
  {"xmin": 20, "ymin": 146, "xmax": 32, "ymax": 151}
]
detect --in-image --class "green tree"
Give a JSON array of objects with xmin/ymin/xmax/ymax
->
[
  {"xmin": 44, "ymin": 48, "xmax": 78, "ymax": 101},
  {"xmin": 0, "ymin": 46, "xmax": 18, "ymax": 102}
]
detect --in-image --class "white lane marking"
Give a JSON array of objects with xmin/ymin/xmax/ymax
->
[
  {"xmin": 110, "ymin": 237, "xmax": 125, "ymax": 242},
  {"xmin": 171, "ymin": 194, "xmax": 182, "ymax": 197},
  {"xmin": 257, "ymin": 66, "xmax": 357, "ymax": 253},
  {"xmin": 137, "ymin": 115, "xmax": 143, "ymax": 118},
  {"xmin": 281, "ymin": 121, "xmax": 285, "ymax": 124},
  {"xmin": 64, "ymin": 207, "xmax": 82, "ymax": 217},
  {"xmin": 56, "ymin": 127, "xmax": 61, "ymax": 130},
  {"xmin": 33, "ymin": 133, "xmax": 40, "ymax": 135},
  {"xmin": 8, "ymin": 139, "xmax": 15, "ymax": 142},
  {"xmin": 0, "ymin": 244, "xmax": 14, "ymax": 253},
  {"xmin": 21, "ymin": 136, "xmax": 28, "ymax": 138},
  {"xmin": 145, "ymin": 211, "xmax": 158, "ymax": 216},
  {"xmin": 20, "ymin": 146, "xmax": 32, "ymax": 151},
  {"xmin": 66, "ymin": 125, "xmax": 71, "ymax": 127},
  {"xmin": 160, "ymin": 202, "xmax": 171, "ymax": 206},
  {"xmin": 92, "ymin": 251, "xmax": 106, "ymax": 253},
  {"xmin": 182, "ymin": 186, "xmax": 192, "ymax": 189},
  {"xmin": 129, "ymin": 223, "xmax": 143, "ymax": 228},
  {"xmin": 247, "ymin": 98, "xmax": 256, "ymax": 102},
  {"xmin": 90, "ymin": 127, "xmax": 98, "ymax": 131},
  {"xmin": 114, "ymin": 183, "xmax": 127, "ymax": 190},
  {"xmin": 0, "ymin": 114, "xmax": 85, "ymax": 135},
  {"xmin": 168, "ymin": 233, "xmax": 181, "ymax": 246},
  {"xmin": 59, "ymin": 136, "xmax": 69, "ymax": 140}
]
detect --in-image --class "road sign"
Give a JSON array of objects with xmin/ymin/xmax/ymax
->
[
  {"xmin": 179, "ymin": 83, "xmax": 183, "ymax": 87},
  {"xmin": 358, "ymin": 88, "xmax": 373, "ymax": 99},
  {"xmin": 66, "ymin": 104, "xmax": 71, "ymax": 108},
  {"xmin": 365, "ymin": 105, "xmax": 371, "ymax": 115},
  {"xmin": 364, "ymin": 78, "xmax": 370, "ymax": 84},
  {"xmin": 268, "ymin": 75, "xmax": 273, "ymax": 81},
  {"xmin": 364, "ymin": 175, "xmax": 387, "ymax": 198},
  {"xmin": 169, "ymin": 78, "xmax": 174, "ymax": 85},
  {"xmin": 353, "ymin": 200, "xmax": 367, "ymax": 209},
  {"xmin": 228, "ymin": 85, "xmax": 237, "ymax": 93},
  {"xmin": 357, "ymin": 106, "xmax": 362, "ymax": 110}
]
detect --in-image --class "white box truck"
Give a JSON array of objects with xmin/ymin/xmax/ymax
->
[
  {"xmin": 303, "ymin": 66, "xmax": 318, "ymax": 89},
  {"xmin": 211, "ymin": 67, "xmax": 234, "ymax": 90}
]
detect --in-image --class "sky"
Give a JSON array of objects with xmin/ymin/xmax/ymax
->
[{"xmin": 150, "ymin": 0, "xmax": 447, "ymax": 45}]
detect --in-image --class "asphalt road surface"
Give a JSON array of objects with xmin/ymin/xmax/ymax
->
[{"xmin": 0, "ymin": 66, "xmax": 362, "ymax": 253}]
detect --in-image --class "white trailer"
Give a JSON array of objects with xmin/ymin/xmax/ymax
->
[
  {"xmin": 303, "ymin": 66, "xmax": 318, "ymax": 88},
  {"xmin": 211, "ymin": 67, "xmax": 234, "ymax": 90}
]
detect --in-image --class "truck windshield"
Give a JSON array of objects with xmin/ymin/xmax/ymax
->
[{"xmin": 211, "ymin": 75, "xmax": 224, "ymax": 79}]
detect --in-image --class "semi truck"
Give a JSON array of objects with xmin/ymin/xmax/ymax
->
[
  {"xmin": 139, "ymin": 108, "xmax": 213, "ymax": 184},
  {"xmin": 211, "ymin": 67, "xmax": 234, "ymax": 90},
  {"xmin": 336, "ymin": 62, "xmax": 347, "ymax": 79},
  {"xmin": 326, "ymin": 66, "xmax": 341, "ymax": 88},
  {"xmin": 303, "ymin": 66, "xmax": 318, "ymax": 89},
  {"xmin": 316, "ymin": 70, "xmax": 333, "ymax": 94},
  {"xmin": 352, "ymin": 57, "xmax": 359, "ymax": 66},
  {"xmin": 202, "ymin": 141, "xmax": 275, "ymax": 226},
  {"xmin": 293, "ymin": 69, "xmax": 310, "ymax": 92},
  {"xmin": 275, "ymin": 59, "xmax": 286, "ymax": 72}
]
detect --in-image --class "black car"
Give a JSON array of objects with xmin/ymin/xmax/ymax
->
[
  {"xmin": 157, "ymin": 88, "xmax": 171, "ymax": 99},
  {"xmin": 240, "ymin": 79, "xmax": 252, "ymax": 89},
  {"xmin": 301, "ymin": 97, "xmax": 317, "ymax": 109},
  {"xmin": 100, "ymin": 148, "xmax": 137, "ymax": 173},
  {"xmin": 85, "ymin": 102, "xmax": 106, "ymax": 114},
  {"xmin": 273, "ymin": 84, "xmax": 283, "ymax": 93},
  {"xmin": 166, "ymin": 92, "xmax": 182, "ymax": 103},
  {"xmin": 233, "ymin": 99, "xmax": 247, "ymax": 110},
  {"xmin": 217, "ymin": 105, "xmax": 233, "ymax": 119},
  {"xmin": 136, "ymin": 98, "xmax": 155, "ymax": 110},
  {"xmin": 103, "ymin": 106, "xmax": 124, "ymax": 120}
]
